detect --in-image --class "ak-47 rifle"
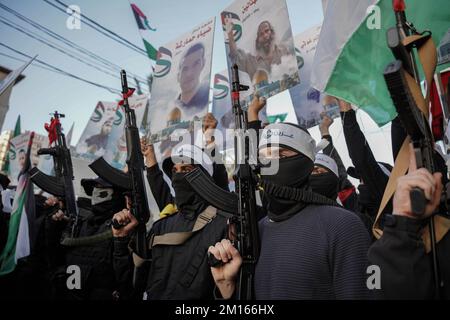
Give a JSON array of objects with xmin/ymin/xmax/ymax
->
[
  {"xmin": 30, "ymin": 111, "xmax": 79, "ymax": 238},
  {"xmin": 89, "ymin": 70, "xmax": 150, "ymax": 291},
  {"xmin": 383, "ymin": 0, "xmax": 443, "ymax": 298},
  {"xmin": 230, "ymin": 64, "xmax": 260, "ymax": 300},
  {"xmin": 183, "ymin": 65, "xmax": 260, "ymax": 299}
]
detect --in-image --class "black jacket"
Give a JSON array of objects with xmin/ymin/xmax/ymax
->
[
  {"xmin": 368, "ymin": 215, "xmax": 450, "ymax": 299},
  {"xmin": 341, "ymin": 109, "xmax": 391, "ymax": 217},
  {"xmin": 48, "ymin": 198, "xmax": 134, "ymax": 300}
]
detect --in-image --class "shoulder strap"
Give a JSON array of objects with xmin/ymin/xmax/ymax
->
[
  {"xmin": 150, "ymin": 206, "xmax": 217, "ymax": 247},
  {"xmin": 372, "ymin": 34, "xmax": 450, "ymax": 250}
]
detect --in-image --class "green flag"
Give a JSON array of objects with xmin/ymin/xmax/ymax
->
[{"xmin": 312, "ymin": 0, "xmax": 450, "ymax": 126}]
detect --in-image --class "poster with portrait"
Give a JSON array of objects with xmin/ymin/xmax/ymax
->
[
  {"xmin": 221, "ymin": 0, "xmax": 300, "ymax": 111},
  {"xmin": 289, "ymin": 24, "xmax": 340, "ymax": 128},
  {"xmin": 147, "ymin": 17, "xmax": 215, "ymax": 160},
  {"xmin": 31, "ymin": 133, "xmax": 54, "ymax": 177},
  {"xmin": 8, "ymin": 132, "xmax": 53, "ymax": 185},
  {"xmin": 108, "ymin": 94, "xmax": 148, "ymax": 169},
  {"xmin": 75, "ymin": 101, "xmax": 120, "ymax": 162},
  {"xmin": 211, "ymin": 70, "xmax": 235, "ymax": 151},
  {"xmin": 212, "ymin": 68, "xmax": 271, "ymax": 151},
  {"xmin": 8, "ymin": 132, "xmax": 31, "ymax": 185}
]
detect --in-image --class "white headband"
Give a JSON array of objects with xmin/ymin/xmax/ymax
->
[
  {"xmin": 259, "ymin": 123, "xmax": 316, "ymax": 161},
  {"xmin": 314, "ymin": 153, "xmax": 338, "ymax": 178},
  {"xmin": 171, "ymin": 144, "xmax": 214, "ymax": 176}
]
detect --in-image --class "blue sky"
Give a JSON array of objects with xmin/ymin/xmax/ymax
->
[{"xmin": 0, "ymin": 0, "xmax": 324, "ymax": 144}]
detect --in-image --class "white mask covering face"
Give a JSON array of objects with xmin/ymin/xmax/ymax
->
[{"xmin": 91, "ymin": 187, "xmax": 114, "ymax": 206}]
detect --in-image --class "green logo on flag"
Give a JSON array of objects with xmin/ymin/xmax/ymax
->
[
  {"xmin": 267, "ymin": 113, "xmax": 288, "ymax": 124},
  {"xmin": 214, "ymin": 74, "xmax": 229, "ymax": 100},
  {"xmin": 114, "ymin": 109, "xmax": 123, "ymax": 126},
  {"xmin": 91, "ymin": 104, "xmax": 105, "ymax": 123},
  {"xmin": 154, "ymin": 47, "xmax": 172, "ymax": 78}
]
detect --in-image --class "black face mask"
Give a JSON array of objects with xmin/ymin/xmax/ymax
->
[
  {"xmin": 172, "ymin": 172, "xmax": 207, "ymax": 217},
  {"xmin": 309, "ymin": 171, "xmax": 339, "ymax": 200},
  {"xmin": 90, "ymin": 191, "xmax": 125, "ymax": 225},
  {"xmin": 261, "ymin": 153, "xmax": 314, "ymax": 188},
  {"xmin": 260, "ymin": 153, "xmax": 314, "ymax": 221}
]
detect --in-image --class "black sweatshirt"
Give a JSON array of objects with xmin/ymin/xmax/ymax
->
[
  {"xmin": 255, "ymin": 205, "xmax": 372, "ymax": 299},
  {"xmin": 322, "ymin": 134, "xmax": 348, "ymax": 189},
  {"xmin": 368, "ymin": 215, "xmax": 450, "ymax": 299},
  {"xmin": 341, "ymin": 109, "xmax": 391, "ymax": 216},
  {"xmin": 146, "ymin": 165, "xmax": 174, "ymax": 212}
]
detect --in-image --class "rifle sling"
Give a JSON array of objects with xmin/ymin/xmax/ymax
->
[
  {"xmin": 60, "ymin": 229, "xmax": 113, "ymax": 246},
  {"xmin": 150, "ymin": 206, "xmax": 217, "ymax": 247},
  {"xmin": 373, "ymin": 33, "xmax": 450, "ymax": 252}
]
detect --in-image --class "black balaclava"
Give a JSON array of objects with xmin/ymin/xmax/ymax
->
[
  {"xmin": 172, "ymin": 168, "xmax": 208, "ymax": 218},
  {"xmin": 90, "ymin": 188, "xmax": 125, "ymax": 224},
  {"xmin": 309, "ymin": 170, "xmax": 339, "ymax": 200},
  {"xmin": 260, "ymin": 153, "xmax": 314, "ymax": 221}
]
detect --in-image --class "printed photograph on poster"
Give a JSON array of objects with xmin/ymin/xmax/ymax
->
[
  {"xmin": 8, "ymin": 133, "xmax": 30, "ymax": 185},
  {"xmin": 289, "ymin": 24, "xmax": 340, "ymax": 128},
  {"xmin": 221, "ymin": 0, "xmax": 300, "ymax": 110},
  {"xmin": 31, "ymin": 133, "xmax": 54, "ymax": 178},
  {"xmin": 75, "ymin": 101, "xmax": 119, "ymax": 161},
  {"xmin": 75, "ymin": 96, "xmax": 148, "ymax": 169},
  {"xmin": 108, "ymin": 94, "xmax": 148, "ymax": 169},
  {"xmin": 147, "ymin": 17, "xmax": 215, "ymax": 160},
  {"xmin": 8, "ymin": 132, "xmax": 53, "ymax": 185}
]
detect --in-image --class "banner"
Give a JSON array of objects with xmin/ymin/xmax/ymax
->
[
  {"xmin": 221, "ymin": 0, "xmax": 300, "ymax": 110},
  {"xmin": 289, "ymin": 24, "xmax": 339, "ymax": 128},
  {"xmin": 211, "ymin": 70, "xmax": 235, "ymax": 151},
  {"xmin": 109, "ymin": 94, "xmax": 148, "ymax": 169},
  {"xmin": 8, "ymin": 132, "xmax": 53, "ymax": 185},
  {"xmin": 75, "ymin": 95, "xmax": 148, "ymax": 169},
  {"xmin": 147, "ymin": 17, "xmax": 215, "ymax": 159},
  {"xmin": 75, "ymin": 101, "xmax": 119, "ymax": 161}
]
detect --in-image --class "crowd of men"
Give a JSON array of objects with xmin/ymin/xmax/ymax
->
[{"xmin": 0, "ymin": 93, "xmax": 448, "ymax": 300}]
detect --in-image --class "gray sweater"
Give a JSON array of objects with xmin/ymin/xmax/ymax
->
[{"xmin": 255, "ymin": 205, "xmax": 371, "ymax": 299}]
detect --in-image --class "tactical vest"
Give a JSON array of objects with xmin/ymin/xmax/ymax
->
[
  {"xmin": 145, "ymin": 206, "xmax": 231, "ymax": 300},
  {"xmin": 54, "ymin": 210, "xmax": 117, "ymax": 300}
]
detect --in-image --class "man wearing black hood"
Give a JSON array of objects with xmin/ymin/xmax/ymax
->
[
  {"xmin": 317, "ymin": 113, "xmax": 360, "ymax": 212},
  {"xmin": 47, "ymin": 177, "xmax": 134, "ymax": 300},
  {"xmin": 209, "ymin": 122, "xmax": 371, "ymax": 299},
  {"xmin": 309, "ymin": 153, "xmax": 340, "ymax": 201},
  {"xmin": 338, "ymin": 99, "xmax": 392, "ymax": 218},
  {"xmin": 368, "ymin": 146, "xmax": 450, "ymax": 299},
  {"xmin": 141, "ymin": 113, "xmax": 230, "ymax": 218},
  {"xmin": 112, "ymin": 144, "xmax": 232, "ymax": 299}
]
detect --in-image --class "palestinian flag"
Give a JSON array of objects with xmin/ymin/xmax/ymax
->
[
  {"xmin": 311, "ymin": 0, "xmax": 450, "ymax": 126},
  {"xmin": 131, "ymin": 3, "xmax": 158, "ymax": 61},
  {"xmin": 0, "ymin": 132, "xmax": 36, "ymax": 275}
]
